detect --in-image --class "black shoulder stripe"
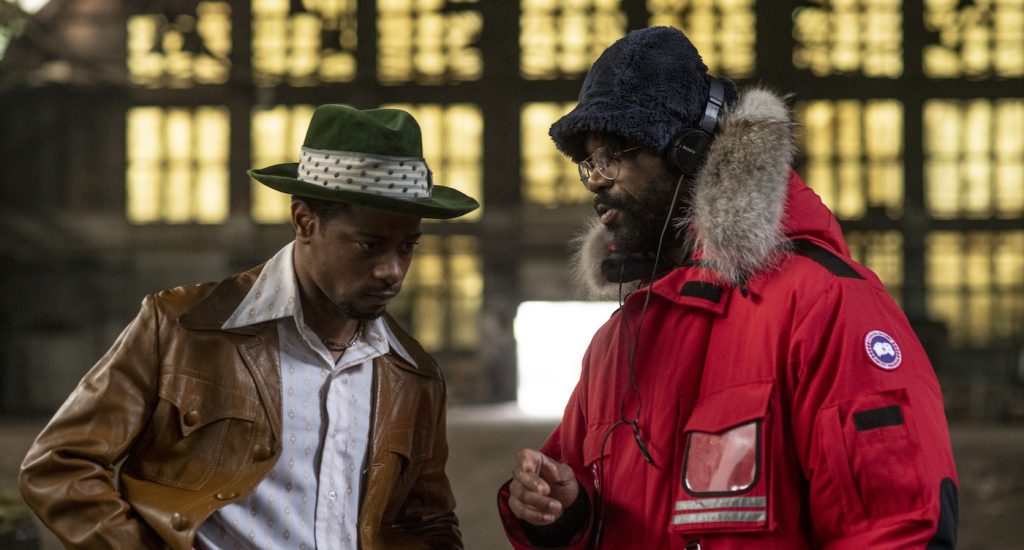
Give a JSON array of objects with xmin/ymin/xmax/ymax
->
[
  {"xmin": 680, "ymin": 281, "xmax": 724, "ymax": 304},
  {"xmin": 853, "ymin": 405, "xmax": 904, "ymax": 431},
  {"xmin": 791, "ymin": 239, "xmax": 864, "ymax": 280}
]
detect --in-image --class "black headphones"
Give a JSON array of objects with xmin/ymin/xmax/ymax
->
[{"xmin": 665, "ymin": 76, "xmax": 725, "ymax": 177}]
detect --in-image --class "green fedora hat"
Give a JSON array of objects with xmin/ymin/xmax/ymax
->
[{"xmin": 248, "ymin": 105, "xmax": 479, "ymax": 219}]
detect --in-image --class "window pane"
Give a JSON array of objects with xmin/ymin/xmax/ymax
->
[
  {"xmin": 252, "ymin": 0, "xmax": 358, "ymax": 86},
  {"xmin": 848, "ymin": 231, "xmax": 903, "ymax": 304},
  {"xmin": 127, "ymin": 2, "xmax": 232, "ymax": 88},
  {"xmin": 389, "ymin": 235, "xmax": 482, "ymax": 352},
  {"xmin": 378, "ymin": 0, "xmax": 482, "ymax": 85},
  {"xmin": 520, "ymin": 0, "xmax": 625, "ymax": 79},
  {"xmin": 796, "ymin": 99, "xmax": 904, "ymax": 219},
  {"xmin": 380, "ymin": 103, "xmax": 483, "ymax": 221},
  {"xmin": 647, "ymin": 0, "xmax": 756, "ymax": 78},
  {"xmin": 924, "ymin": 0, "xmax": 1024, "ymax": 78},
  {"xmin": 926, "ymin": 231, "xmax": 1024, "ymax": 348},
  {"xmin": 521, "ymin": 102, "xmax": 588, "ymax": 207},
  {"xmin": 924, "ymin": 99, "xmax": 1024, "ymax": 219},
  {"xmin": 793, "ymin": 0, "xmax": 902, "ymax": 78},
  {"xmin": 127, "ymin": 106, "xmax": 230, "ymax": 224},
  {"xmin": 250, "ymin": 105, "xmax": 316, "ymax": 223}
]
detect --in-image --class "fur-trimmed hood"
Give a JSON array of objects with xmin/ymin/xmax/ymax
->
[{"xmin": 573, "ymin": 87, "xmax": 820, "ymax": 299}]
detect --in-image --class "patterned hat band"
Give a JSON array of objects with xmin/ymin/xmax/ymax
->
[{"xmin": 297, "ymin": 147, "xmax": 433, "ymax": 199}]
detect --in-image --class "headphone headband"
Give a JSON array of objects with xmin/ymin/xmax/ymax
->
[
  {"xmin": 700, "ymin": 77, "xmax": 724, "ymax": 135},
  {"xmin": 665, "ymin": 75, "xmax": 726, "ymax": 177}
]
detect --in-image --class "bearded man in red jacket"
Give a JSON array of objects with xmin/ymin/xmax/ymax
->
[{"xmin": 497, "ymin": 26, "xmax": 958, "ymax": 549}]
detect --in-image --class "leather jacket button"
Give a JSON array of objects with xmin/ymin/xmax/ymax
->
[
  {"xmin": 215, "ymin": 491, "xmax": 238, "ymax": 500},
  {"xmin": 183, "ymin": 411, "xmax": 201, "ymax": 427},
  {"xmin": 171, "ymin": 513, "xmax": 190, "ymax": 531},
  {"xmin": 253, "ymin": 443, "xmax": 272, "ymax": 461}
]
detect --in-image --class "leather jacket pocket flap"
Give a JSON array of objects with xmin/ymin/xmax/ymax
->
[
  {"xmin": 160, "ymin": 374, "xmax": 259, "ymax": 437},
  {"xmin": 384, "ymin": 424, "xmax": 433, "ymax": 464}
]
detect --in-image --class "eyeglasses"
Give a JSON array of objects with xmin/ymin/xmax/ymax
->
[{"xmin": 577, "ymin": 146, "xmax": 642, "ymax": 185}]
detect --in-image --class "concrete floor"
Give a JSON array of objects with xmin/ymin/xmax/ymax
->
[{"xmin": 3, "ymin": 407, "xmax": 1022, "ymax": 549}]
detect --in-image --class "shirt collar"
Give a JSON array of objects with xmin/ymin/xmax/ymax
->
[
  {"xmin": 222, "ymin": 242, "xmax": 298, "ymax": 329},
  {"xmin": 222, "ymin": 242, "xmax": 417, "ymax": 367}
]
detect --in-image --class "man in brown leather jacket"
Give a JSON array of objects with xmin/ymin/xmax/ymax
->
[{"xmin": 19, "ymin": 105, "xmax": 479, "ymax": 549}]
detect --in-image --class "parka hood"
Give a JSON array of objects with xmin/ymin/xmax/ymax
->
[{"xmin": 573, "ymin": 87, "xmax": 844, "ymax": 299}]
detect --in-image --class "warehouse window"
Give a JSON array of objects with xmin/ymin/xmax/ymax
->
[
  {"xmin": 924, "ymin": 0, "xmax": 1023, "ymax": 78},
  {"xmin": 521, "ymin": 102, "xmax": 589, "ymax": 207},
  {"xmin": 924, "ymin": 99, "xmax": 1024, "ymax": 219},
  {"xmin": 796, "ymin": 99, "xmax": 904, "ymax": 219},
  {"xmin": 927, "ymin": 232, "xmax": 1024, "ymax": 348},
  {"xmin": 647, "ymin": 0, "xmax": 756, "ymax": 78},
  {"xmin": 126, "ymin": 107, "xmax": 230, "ymax": 224},
  {"xmin": 381, "ymin": 103, "xmax": 483, "ymax": 221},
  {"xmin": 252, "ymin": 0, "xmax": 358, "ymax": 86},
  {"xmin": 520, "ymin": 0, "xmax": 625, "ymax": 79},
  {"xmin": 847, "ymin": 231, "xmax": 903, "ymax": 304},
  {"xmin": 251, "ymin": 104, "xmax": 316, "ymax": 223},
  {"xmin": 792, "ymin": 0, "xmax": 902, "ymax": 78},
  {"xmin": 377, "ymin": 0, "xmax": 482, "ymax": 85},
  {"xmin": 388, "ymin": 235, "xmax": 483, "ymax": 351},
  {"xmin": 127, "ymin": 2, "xmax": 231, "ymax": 87}
]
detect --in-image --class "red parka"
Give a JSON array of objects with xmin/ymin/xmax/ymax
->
[{"xmin": 499, "ymin": 89, "xmax": 958, "ymax": 549}]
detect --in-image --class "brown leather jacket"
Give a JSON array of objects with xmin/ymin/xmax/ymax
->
[{"xmin": 19, "ymin": 265, "xmax": 461, "ymax": 549}]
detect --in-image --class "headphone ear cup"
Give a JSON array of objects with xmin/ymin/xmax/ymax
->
[{"xmin": 667, "ymin": 129, "xmax": 713, "ymax": 177}]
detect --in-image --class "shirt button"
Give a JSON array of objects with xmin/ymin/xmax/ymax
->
[{"xmin": 328, "ymin": 491, "xmax": 337, "ymax": 500}]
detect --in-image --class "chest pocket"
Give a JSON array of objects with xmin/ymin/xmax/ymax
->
[
  {"xmin": 135, "ymin": 374, "xmax": 259, "ymax": 490},
  {"xmin": 670, "ymin": 381, "xmax": 774, "ymax": 535}
]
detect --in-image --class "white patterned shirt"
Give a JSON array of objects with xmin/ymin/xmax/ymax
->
[{"xmin": 194, "ymin": 242, "xmax": 415, "ymax": 550}]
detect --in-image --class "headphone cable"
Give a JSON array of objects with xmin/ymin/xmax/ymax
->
[{"xmin": 593, "ymin": 171, "xmax": 686, "ymax": 549}]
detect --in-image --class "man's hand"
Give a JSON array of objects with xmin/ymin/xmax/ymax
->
[{"xmin": 508, "ymin": 448, "xmax": 580, "ymax": 526}]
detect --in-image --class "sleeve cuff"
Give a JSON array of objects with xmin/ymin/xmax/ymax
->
[{"xmin": 521, "ymin": 489, "xmax": 591, "ymax": 548}]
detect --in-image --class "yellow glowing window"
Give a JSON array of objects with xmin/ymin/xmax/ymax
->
[
  {"xmin": 388, "ymin": 235, "xmax": 483, "ymax": 351},
  {"xmin": 924, "ymin": 99, "xmax": 1024, "ymax": 219},
  {"xmin": 924, "ymin": 0, "xmax": 1023, "ymax": 78},
  {"xmin": 522, "ymin": 102, "xmax": 590, "ymax": 207},
  {"xmin": 381, "ymin": 103, "xmax": 483, "ymax": 222},
  {"xmin": 252, "ymin": 0, "xmax": 358, "ymax": 87},
  {"xmin": 127, "ymin": 2, "xmax": 232, "ymax": 88},
  {"xmin": 847, "ymin": 231, "xmax": 903, "ymax": 303},
  {"xmin": 126, "ymin": 107, "xmax": 230, "ymax": 224},
  {"xmin": 926, "ymin": 231, "xmax": 1024, "ymax": 348},
  {"xmin": 520, "ymin": 0, "xmax": 626, "ymax": 79},
  {"xmin": 377, "ymin": 0, "xmax": 482, "ymax": 85},
  {"xmin": 792, "ymin": 0, "xmax": 902, "ymax": 78},
  {"xmin": 796, "ymin": 99, "xmax": 904, "ymax": 220},
  {"xmin": 251, "ymin": 105, "xmax": 317, "ymax": 223},
  {"xmin": 647, "ymin": 0, "xmax": 756, "ymax": 78}
]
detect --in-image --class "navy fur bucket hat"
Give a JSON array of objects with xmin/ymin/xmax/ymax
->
[{"xmin": 550, "ymin": 26, "xmax": 738, "ymax": 162}]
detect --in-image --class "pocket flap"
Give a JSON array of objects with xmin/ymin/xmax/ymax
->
[
  {"xmin": 384, "ymin": 424, "xmax": 433, "ymax": 463},
  {"xmin": 160, "ymin": 374, "xmax": 259, "ymax": 436},
  {"xmin": 685, "ymin": 381, "xmax": 772, "ymax": 433}
]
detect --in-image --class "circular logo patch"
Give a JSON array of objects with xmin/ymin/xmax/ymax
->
[{"xmin": 865, "ymin": 330, "xmax": 901, "ymax": 370}]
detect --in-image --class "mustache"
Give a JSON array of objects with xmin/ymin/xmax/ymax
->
[{"xmin": 593, "ymin": 192, "xmax": 632, "ymax": 212}]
